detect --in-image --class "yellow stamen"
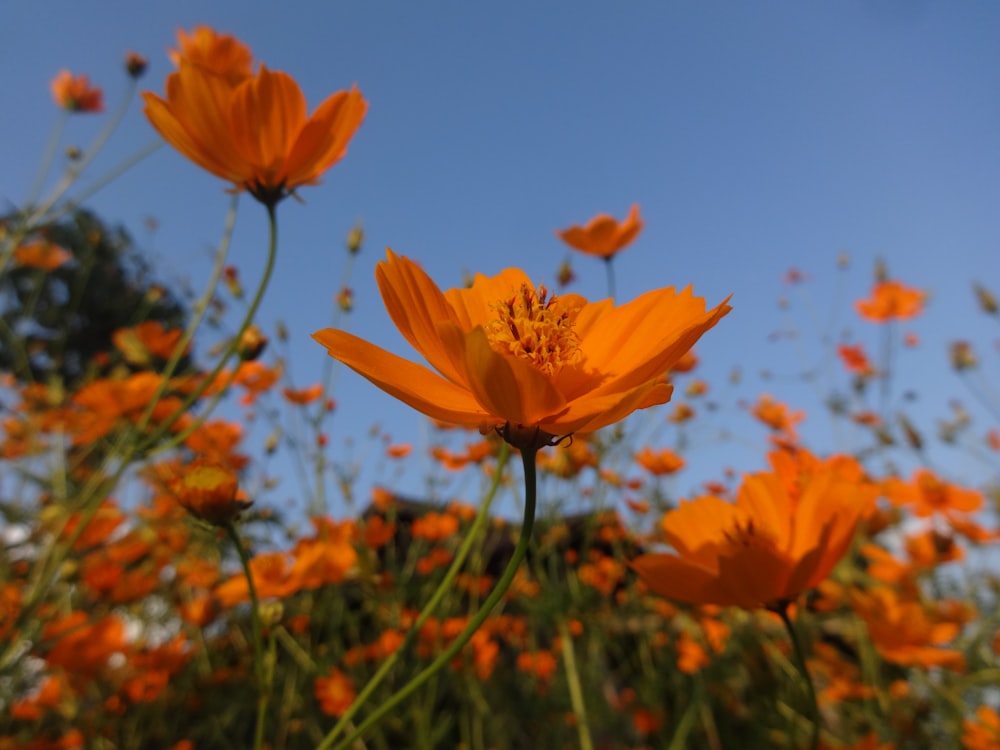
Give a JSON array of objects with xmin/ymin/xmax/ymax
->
[{"xmin": 487, "ymin": 283, "xmax": 582, "ymax": 376}]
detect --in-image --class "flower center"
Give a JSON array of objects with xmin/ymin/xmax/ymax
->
[
  {"xmin": 719, "ymin": 518, "xmax": 780, "ymax": 557},
  {"xmin": 486, "ymin": 284, "xmax": 582, "ymax": 376}
]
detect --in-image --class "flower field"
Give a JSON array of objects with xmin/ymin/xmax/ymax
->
[{"xmin": 1, "ymin": 21, "xmax": 999, "ymax": 750}]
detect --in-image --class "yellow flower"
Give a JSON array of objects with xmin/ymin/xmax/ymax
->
[{"xmin": 314, "ymin": 250, "xmax": 730, "ymax": 449}]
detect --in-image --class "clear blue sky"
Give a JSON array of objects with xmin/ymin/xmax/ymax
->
[{"xmin": 3, "ymin": 2, "xmax": 999, "ymax": 518}]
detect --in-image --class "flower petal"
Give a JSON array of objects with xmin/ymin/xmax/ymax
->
[
  {"xmin": 375, "ymin": 251, "xmax": 467, "ymax": 385},
  {"xmin": 443, "ymin": 323, "xmax": 567, "ymax": 428},
  {"xmin": 312, "ymin": 329, "xmax": 488, "ymax": 427},
  {"xmin": 284, "ymin": 86, "xmax": 367, "ymax": 188}
]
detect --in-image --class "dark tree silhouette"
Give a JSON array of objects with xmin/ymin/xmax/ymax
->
[{"xmin": 0, "ymin": 208, "xmax": 190, "ymax": 390}]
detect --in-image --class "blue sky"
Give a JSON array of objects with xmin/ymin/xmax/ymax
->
[{"xmin": 3, "ymin": 2, "xmax": 999, "ymax": 518}]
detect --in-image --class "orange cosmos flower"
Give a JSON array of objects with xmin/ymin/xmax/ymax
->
[
  {"xmin": 13, "ymin": 241, "xmax": 72, "ymax": 271},
  {"xmin": 635, "ymin": 446, "xmax": 686, "ymax": 476},
  {"xmin": 314, "ymin": 250, "xmax": 730, "ymax": 450},
  {"xmin": 50, "ymin": 70, "xmax": 104, "ymax": 112},
  {"xmin": 143, "ymin": 62, "xmax": 367, "ymax": 207},
  {"xmin": 632, "ymin": 463, "xmax": 874, "ymax": 609},
  {"xmin": 855, "ymin": 280, "xmax": 925, "ymax": 322},
  {"xmin": 557, "ymin": 204, "xmax": 644, "ymax": 259},
  {"xmin": 964, "ymin": 706, "xmax": 1000, "ymax": 750},
  {"xmin": 169, "ymin": 26, "xmax": 253, "ymax": 84},
  {"xmin": 168, "ymin": 460, "xmax": 251, "ymax": 525},
  {"xmin": 314, "ymin": 668, "xmax": 355, "ymax": 717}
]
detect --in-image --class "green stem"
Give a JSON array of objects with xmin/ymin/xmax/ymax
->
[
  {"xmin": 142, "ymin": 199, "xmax": 278, "ymax": 453},
  {"xmin": 28, "ymin": 78, "xmax": 138, "ymax": 227},
  {"xmin": 317, "ymin": 443, "xmax": 510, "ymax": 748},
  {"xmin": 778, "ymin": 605, "xmax": 820, "ymax": 750},
  {"xmin": 558, "ymin": 620, "xmax": 594, "ymax": 750},
  {"xmin": 322, "ymin": 443, "xmax": 540, "ymax": 750},
  {"xmin": 226, "ymin": 522, "xmax": 268, "ymax": 750}
]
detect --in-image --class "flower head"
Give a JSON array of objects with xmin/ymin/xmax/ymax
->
[
  {"xmin": 855, "ymin": 280, "xmax": 925, "ymax": 322},
  {"xmin": 168, "ymin": 460, "xmax": 251, "ymax": 525},
  {"xmin": 169, "ymin": 26, "xmax": 253, "ymax": 84},
  {"xmin": 143, "ymin": 61, "xmax": 367, "ymax": 207},
  {"xmin": 557, "ymin": 204, "xmax": 644, "ymax": 259},
  {"xmin": 51, "ymin": 70, "xmax": 104, "ymax": 113},
  {"xmin": 632, "ymin": 456, "xmax": 874, "ymax": 609},
  {"xmin": 313, "ymin": 250, "xmax": 730, "ymax": 451}
]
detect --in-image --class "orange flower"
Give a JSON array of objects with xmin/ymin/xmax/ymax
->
[
  {"xmin": 282, "ymin": 383, "xmax": 324, "ymax": 405},
  {"xmin": 964, "ymin": 706, "xmax": 1000, "ymax": 750},
  {"xmin": 13, "ymin": 242, "xmax": 72, "ymax": 271},
  {"xmin": 850, "ymin": 587, "xmax": 965, "ymax": 671},
  {"xmin": 169, "ymin": 26, "xmax": 253, "ymax": 84},
  {"xmin": 837, "ymin": 343, "xmax": 877, "ymax": 376},
  {"xmin": 882, "ymin": 469, "xmax": 982, "ymax": 519},
  {"xmin": 557, "ymin": 204, "xmax": 644, "ymax": 259},
  {"xmin": 143, "ymin": 61, "xmax": 367, "ymax": 207},
  {"xmin": 314, "ymin": 251, "xmax": 730, "ymax": 450},
  {"xmin": 855, "ymin": 280, "xmax": 925, "ymax": 322},
  {"xmin": 168, "ymin": 460, "xmax": 251, "ymax": 525},
  {"xmin": 314, "ymin": 668, "xmax": 355, "ymax": 717},
  {"xmin": 634, "ymin": 446, "xmax": 686, "ymax": 476},
  {"xmin": 632, "ymin": 462, "xmax": 873, "ymax": 609},
  {"xmin": 751, "ymin": 394, "xmax": 804, "ymax": 434},
  {"xmin": 50, "ymin": 70, "xmax": 104, "ymax": 112}
]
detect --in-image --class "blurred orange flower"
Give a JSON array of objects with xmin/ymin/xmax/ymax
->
[
  {"xmin": 964, "ymin": 706, "xmax": 1000, "ymax": 750},
  {"xmin": 557, "ymin": 204, "xmax": 643, "ymax": 259},
  {"xmin": 143, "ymin": 60, "xmax": 367, "ymax": 207},
  {"xmin": 170, "ymin": 26, "xmax": 253, "ymax": 84},
  {"xmin": 51, "ymin": 70, "xmax": 104, "ymax": 112},
  {"xmin": 837, "ymin": 343, "xmax": 877, "ymax": 376},
  {"xmin": 632, "ymin": 461, "xmax": 874, "ymax": 609},
  {"xmin": 13, "ymin": 241, "xmax": 72, "ymax": 271},
  {"xmin": 314, "ymin": 668, "xmax": 355, "ymax": 717},
  {"xmin": 855, "ymin": 280, "xmax": 925, "ymax": 322},
  {"xmin": 851, "ymin": 587, "xmax": 965, "ymax": 671},
  {"xmin": 168, "ymin": 459, "xmax": 250, "ymax": 525},
  {"xmin": 314, "ymin": 250, "xmax": 730, "ymax": 450},
  {"xmin": 882, "ymin": 468, "xmax": 982, "ymax": 519},
  {"xmin": 635, "ymin": 446, "xmax": 686, "ymax": 476}
]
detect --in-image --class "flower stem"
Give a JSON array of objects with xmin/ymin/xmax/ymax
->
[
  {"xmin": 323, "ymin": 443, "xmax": 540, "ymax": 750},
  {"xmin": 317, "ymin": 443, "xmax": 510, "ymax": 748},
  {"xmin": 604, "ymin": 256, "xmax": 616, "ymax": 300},
  {"xmin": 778, "ymin": 605, "xmax": 820, "ymax": 750},
  {"xmin": 226, "ymin": 522, "xmax": 268, "ymax": 750},
  {"xmin": 559, "ymin": 620, "xmax": 594, "ymax": 750}
]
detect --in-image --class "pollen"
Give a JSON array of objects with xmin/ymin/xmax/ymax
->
[{"xmin": 487, "ymin": 283, "xmax": 583, "ymax": 376}]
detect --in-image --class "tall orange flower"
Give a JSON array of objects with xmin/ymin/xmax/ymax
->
[
  {"xmin": 143, "ymin": 62, "xmax": 367, "ymax": 207},
  {"xmin": 50, "ymin": 70, "xmax": 104, "ymax": 113},
  {"xmin": 313, "ymin": 250, "xmax": 730, "ymax": 450},
  {"xmin": 169, "ymin": 26, "xmax": 253, "ymax": 84},
  {"xmin": 632, "ymin": 460, "xmax": 874, "ymax": 609},
  {"xmin": 855, "ymin": 280, "xmax": 925, "ymax": 322},
  {"xmin": 557, "ymin": 204, "xmax": 644, "ymax": 259}
]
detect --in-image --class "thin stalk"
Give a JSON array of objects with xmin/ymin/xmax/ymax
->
[
  {"xmin": 558, "ymin": 620, "xmax": 594, "ymax": 750},
  {"xmin": 142, "ymin": 199, "xmax": 278, "ymax": 453},
  {"xmin": 603, "ymin": 257, "xmax": 616, "ymax": 300},
  {"xmin": 778, "ymin": 605, "xmax": 820, "ymax": 750},
  {"xmin": 28, "ymin": 78, "xmax": 139, "ymax": 227},
  {"xmin": 322, "ymin": 444, "xmax": 540, "ymax": 750},
  {"xmin": 318, "ymin": 443, "xmax": 511, "ymax": 747},
  {"xmin": 226, "ymin": 522, "xmax": 268, "ymax": 750}
]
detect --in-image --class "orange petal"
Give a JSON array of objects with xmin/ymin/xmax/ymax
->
[
  {"xmin": 447, "ymin": 324, "xmax": 567, "ymax": 427},
  {"xmin": 375, "ymin": 251, "xmax": 467, "ymax": 385},
  {"xmin": 312, "ymin": 329, "xmax": 488, "ymax": 427}
]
